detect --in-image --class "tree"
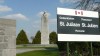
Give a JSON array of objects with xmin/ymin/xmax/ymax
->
[
  {"xmin": 49, "ymin": 31, "xmax": 57, "ymax": 44},
  {"xmin": 75, "ymin": 0, "xmax": 100, "ymax": 55},
  {"xmin": 16, "ymin": 29, "xmax": 29, "ymax": 45},
  {"xmin": 76, "ymin": 0, "xmax": 100, "ymax": 11},
  {"xmin": 32, "ymin": 31, "xmax": 41, "ymax": 44}
]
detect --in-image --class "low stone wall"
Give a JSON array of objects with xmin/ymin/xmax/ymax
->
[
  {"xmin": 17, "ymin": 44, "xmax": 58, "ymax": 48},
  {"xmin": 0, "ymin": 19, "xmax": 16, "ymax": 56}
]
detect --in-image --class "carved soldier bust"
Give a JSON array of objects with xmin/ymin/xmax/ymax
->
[{"xmin": 43, "ymin": 11, "xmax": 48, "ymax": 22}]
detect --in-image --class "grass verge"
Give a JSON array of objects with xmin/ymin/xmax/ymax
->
[{"xmin": 16, "ymin": 50, "xmax": 59, "ymax": 56}]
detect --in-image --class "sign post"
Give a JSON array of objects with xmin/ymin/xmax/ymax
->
[
  {"xmin": 90, "ymin": 42, "xmax": 93, "ymax": 56},
  {"xmin": 67, "ymin": 42, "xmax": 69, "ymax": 56},
  {"xmin": 57, "ymin": 7, "xmax": 99, "ymax": 56}
]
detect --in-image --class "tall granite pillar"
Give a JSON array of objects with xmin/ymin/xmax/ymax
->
[
  {"xmin": 0, "ymin": 19, "xmax": 16, "ymax": 56},
  {"xmin": 41, "ymin": 12, "xmax": 49, "ymax": 44}
]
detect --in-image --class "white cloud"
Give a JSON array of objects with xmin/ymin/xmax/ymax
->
[
  {"xmin": 0, "ymin": 5, "xmax": 12, "ymax": 12},
  {"xmin": 60, "ymin": 0, "xmax": 66, "ymax": 3},
  {"xmin": 32, "ymin": 18, "xmax": 57, "ymax": 30},
  {"xmin": 37, "ymin": 11, "xmax": 50, "ymax": 17},
  {"xmin": 60, "ymin": 0, "xmax": 80, "ymax": 4},
  {"xmin": 49, "ymin": 18, "xmax": 57, "ymax": 32},
  {"xmin": 1, "ymin": 13, "xmax": 28, "ymax": 20},
  {"xmin": 37, "ymin": 11, "xmax": 44, "ymax": 17},
  {"xmin": 0, "ymin": 0, "xmax": 4, "ymax": 3},
  {"xmin": 49, "ymin": 18, "xmax": 57, "ymax": 24},
  {"xmin": 32, "ymin": 20, "xmax": 41, "ymax": 29}
]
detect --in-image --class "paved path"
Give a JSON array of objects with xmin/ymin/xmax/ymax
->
[{"xmin": 16, "ymin": 48, "xmax": 46, "ymax": 54}]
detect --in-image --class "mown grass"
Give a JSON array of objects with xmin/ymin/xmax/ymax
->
[{"xmin": 16, "ymin": 50, "xmax": 59, "ymax": 56}]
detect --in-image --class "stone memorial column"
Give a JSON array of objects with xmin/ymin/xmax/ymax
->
[
  {"xmin": 0, "ymin": 19, "xmax": 16, "ymax": 56},
  {"xmin": 41, "ymin": 12, "xmax": 49, "ymax": 44}
]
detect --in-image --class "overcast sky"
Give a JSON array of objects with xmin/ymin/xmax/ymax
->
[{"xmin": 0, "ymin": 0, "xmax": 92, "ymax": 42}]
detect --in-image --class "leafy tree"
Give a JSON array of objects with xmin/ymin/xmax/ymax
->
[
  {"xmin": 32, "ymin": 31, "xmax": 41, "ymax": 44},
  {"xmin": 49, "ymin": 31, "xmax": 57, "ymax": 44},
  {"xmin": 76, "ymin": 0, "xmax": 100, "ymax": 55},
  {"xmin": 76, "ymin": 0, "xmax": 100, "ymax": 11},
  {"xmin": 16, "ymin": 29, "xmax": 29, "ymax": 45}
]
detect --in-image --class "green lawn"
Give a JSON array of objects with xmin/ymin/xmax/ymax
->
[{"xmin": 16, "ymin": 50, "xmax": 59, "ymax": 56}]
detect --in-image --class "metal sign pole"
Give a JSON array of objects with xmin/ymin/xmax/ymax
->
[
  {"xmin": 90, "ymin": 42, "xmax": 93, "ymax": 56},
  {"xmin": 67, "ymin": 42, "xmax": 69, "ymax": 56}
]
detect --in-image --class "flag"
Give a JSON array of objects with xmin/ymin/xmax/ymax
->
[{"xmin": 75, "ymin": 11, "xmax": 83, "ymax": 15}]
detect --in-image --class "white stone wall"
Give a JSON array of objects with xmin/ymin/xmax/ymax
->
[
  {"xmin": 41, "ymin": 12, "xmax": 49, "ymax": 44},
  {"xmin": 0, "ymin": 19, "xmax": 16, "ymax": 56}
]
